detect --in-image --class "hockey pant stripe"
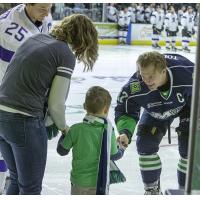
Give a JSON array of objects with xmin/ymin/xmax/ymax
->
[
  {"xmin": 139, "ymin": 154, "xmax": 162, "ymax": 171},
  {"xmin": 139, "ymin": 154, "xmax": 162, "ymax": 183},
  {"xmin": 177, "ymin": 157, "xmax": 188, "ymax": 187},
  {"xmin": 177, "ymin": 157, "xmax": 188, "ymax": 174}
]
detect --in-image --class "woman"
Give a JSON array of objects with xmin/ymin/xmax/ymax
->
[{"xmin": 0, "ymin": 14, "xmax": 98, "ymax": 195}]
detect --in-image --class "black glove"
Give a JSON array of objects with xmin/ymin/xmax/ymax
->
[
  {"xmin": 152, "ymin": 24, "xmax": 157, "ymax": 31},
  {"xmin": 45, "ymin": 113, "xmax": 59, "ymax": 140},
  {"xmin": 46, "ymin": 123, "xmax": 59, "ymax": 140},
  {"xmin": 187, "ymin": 30, "xmax": 192, "ymax": 37},
  {"xmin": 165, "ymin": 27, "xmax": 169, "ymax": 33},
  {"xmin": 192, "ymin": 28, "xmax": 195, "ymax": 35}
]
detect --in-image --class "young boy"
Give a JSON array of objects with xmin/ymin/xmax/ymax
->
[{"xmin": 57, "ymin": 86, "xmax": 125, "ymax": 195}]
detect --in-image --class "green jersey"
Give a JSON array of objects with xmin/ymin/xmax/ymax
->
[{"xmin": 60, "ymin": 115, "xmax": 118, "ymax": 187}]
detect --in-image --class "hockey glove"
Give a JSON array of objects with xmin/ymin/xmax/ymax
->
[
  {"xmin": 192, "ymin": 28, "xmax": 195, "ymax": 35},
  {"xmin": 165, "ymin": 27, "xmax": 169, "ymax": 33},
  {"xmin": 187, "ymin": 31, "xmax": 192, "ymax": 37},
  {"xmin": 152, "ymin": 24, "xmax": 157, "ymax": 32},
  {"xmin": 176, "ymin": 27, "xmax": 179, "ymax": 33},
  {"xmin": 45, "ymin": 114, "xmax": 59, "ymax": 140}
]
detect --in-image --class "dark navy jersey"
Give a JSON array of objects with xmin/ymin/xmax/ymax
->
[{"xmin": 115, "ymin": 54, "xmax": 194, "ymax": 123}]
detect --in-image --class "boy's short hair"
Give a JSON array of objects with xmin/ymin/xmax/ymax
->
[{"xmin": 84, "ymin": 86, "xmax": 112, "ymax": 114}]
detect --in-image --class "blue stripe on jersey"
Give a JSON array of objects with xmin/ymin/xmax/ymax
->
[
  {"xmin": 0, "ymin": 9, "xmax": 11, "ymax": 20},
  {"xmin": 0, "ymin": 45, "xmax": 14, "ymax": 62}
]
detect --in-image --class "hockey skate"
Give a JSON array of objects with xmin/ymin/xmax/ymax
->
[
  {"xmin": 182, "ymin": 47, "xmax": 191, "ymax": 53},
  {"xmin": 171, "ymin": 46, "xmax": 178, "ymax": 52},
  {"xmin": 165, "ymin": 46, "xmax": 171, "ymax": 51},
  {"xmin": 152, "ymin": 44, "xmax": 161, "ymax": 50},
  {"xmin": 144, "ymin": 181, "xmax": 162, "ymax": 195},
  {"xmin": 119, "ymin": 40, "xmax": 126, "ymax": 45}
]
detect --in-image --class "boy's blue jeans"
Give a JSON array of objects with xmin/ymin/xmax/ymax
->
[{"xmin": 0, "ymin": 110, "xmax": 47, "ymax": 195}]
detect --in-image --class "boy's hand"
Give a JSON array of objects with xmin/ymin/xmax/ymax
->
[
  {"xmin": 117, "ymin": 134, "xmax": 129, "ymax": 148},
  {"xmin": 118, "ymin": 141, "xmax": 127, "ymax": 150},
  {"xmin": 62, "ymin": 125, "xmax": 69, "ymax": 135}
]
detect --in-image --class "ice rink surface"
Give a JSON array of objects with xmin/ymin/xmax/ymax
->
[{"xmin": 42, "ymin": 45, "xmax": 196, "ymax": 195}]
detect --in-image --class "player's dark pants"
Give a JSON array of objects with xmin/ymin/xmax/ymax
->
[
  {"xmin": 136, "ymin": 107, "xmax": 190, "ymax": 187},
  {"xmin": 0, "ymin": 110, "xmax": 47, "ymax": 194}
]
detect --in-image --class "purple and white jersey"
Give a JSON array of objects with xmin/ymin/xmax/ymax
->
[{"xmin": 0, "ymin": 4, "xmax": 52, "ymax": 82}]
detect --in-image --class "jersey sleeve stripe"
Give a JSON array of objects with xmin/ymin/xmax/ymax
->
[
  {"xmin": 57, "ymin": 69, "xmax": 72, "ymax": 74},
  {"xmin": 57, "ymin": 66, "xmax": 73, "ymax": 72},
  {"xmin": 169, "ymin": 65, "xmax": 194, "ymax": 69},
  {"xmin": 0, "ymin": 45, "xmax": 14, "ymax": 62},
  {"xmin": 56, "ymin": 71, "xmax": 72, "ymax": 78}
]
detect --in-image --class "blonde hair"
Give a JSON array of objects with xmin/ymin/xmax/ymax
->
[
  {"xmin": 137, "ymin": 51, "xmax": 167, "ymax": 72},
  {"xmin": 51, "ymin": 14, "xmax": 98, "ymax": 71},
  {"xmin": 85, "ymin": 86, "xmax": 112, "ymax": 114}
]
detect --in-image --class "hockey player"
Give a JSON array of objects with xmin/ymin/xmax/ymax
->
[
  {"xmin": 178, "ymin": 6, "xmax": 186, "ymax": 25},
  {"xmin": 136, "ymin": 3, "xmax": 145, "ymax": 23},
  {"xmin": 165, "ymin": 6, "xmax": 179, "ymax": 51},
  {"xmin": 0, "ymin": 3, "xmax": 52, "ymax": 82},
  {"xmin": 118, "ymin": 6, "xmax": 131, "ymax": 44},
  {"xmin": 150, "ymin": 5, "xmax": 165, "ymax": 49},
  {"xmin": 181, "ymin": 6, "xmax": 195, "ymax": 53},
  {"xmin": 106, "ymin": 3, "xmax": 118, "ymax": 23},
  {"xmin": 128, "ymin": 4, "xmax": 136, "ymax": 24},
  {"xmin": 115, "ymin": 51, "xmax": 193, "ymax": 194},
  {"xmin": 0, "ymin": 3, "xmax": 52, "ymax": 194}
]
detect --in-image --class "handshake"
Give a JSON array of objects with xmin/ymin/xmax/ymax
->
[{"xmin": 117, "ymin": 133, "xmax": 129, "ymax": 150}]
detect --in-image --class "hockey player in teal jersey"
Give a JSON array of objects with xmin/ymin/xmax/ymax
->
[
  {"xmin": 57, "ymin": 86, "xmax": 126, "ymax": 195},
  {"xmin": 115, "ymin": 51, "xmax": 194, "ymax": 194}
]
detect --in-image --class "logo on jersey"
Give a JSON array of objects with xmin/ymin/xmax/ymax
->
[
  {"xmin": 130, "ymin": 82, "xmax": 141, "ymax": 94},
  {"xmin": 149, "ymin": 106, "xmax": 184, "ymax": 120},
  {"xmin": 176, "ymin": 93, "xmax": 185, "ymax": 103}
]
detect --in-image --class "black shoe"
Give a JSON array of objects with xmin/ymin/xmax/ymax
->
[
  {"xmin": 119, "ymin": 41, "xmax": 126, "ymax": 45},
  {"xmin": 166, "ymin": 46, "xmax": 171, "ymax": 50},
  {"xmin": 152, "ymin": 44, "xmax": 161, "ymax": 50},
  {"xmin": 155, "ymin": 44, "xmax": 161, "ymax": 49},
  {"xmin": 182, "ymin": 47, "xmax": 191, "ymax": 53},
  {"xmin": 171, "ymin": 46, "xmax": 177, "ymax": 52}
]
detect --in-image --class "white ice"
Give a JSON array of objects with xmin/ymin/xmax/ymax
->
[{"xmin": 42, "ymin": 45, "xmax": 196, "ymax": 195}]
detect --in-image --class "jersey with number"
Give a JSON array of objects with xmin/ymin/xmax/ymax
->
[
  {"xmin": 128, "ymin": 6, "xmax": 136, "ymax": 23},
  {"xmin": 115, "ymin": 54, "xmax": 194, "ymax": 126},
  {"xmin": 181, "ymin": 12, "xmax": 195, "ymax": 32},
  {"xmin": 165, "ymin": 13, "xmax": 178, "ymax": 32},
  {"xmin": 107, "ymin": 5, "xmax": 118, "ymax": 22},
  {"xmin": 150, "ymin": 11, "xmax": 165, "ymax": 30},
  {"xmin": 118, "ymin": 10, "xmax": 131, "ymax": 27},
  {"xmin": 0, "ymin": 4, "xmax": 52, "ymax": 82}
]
